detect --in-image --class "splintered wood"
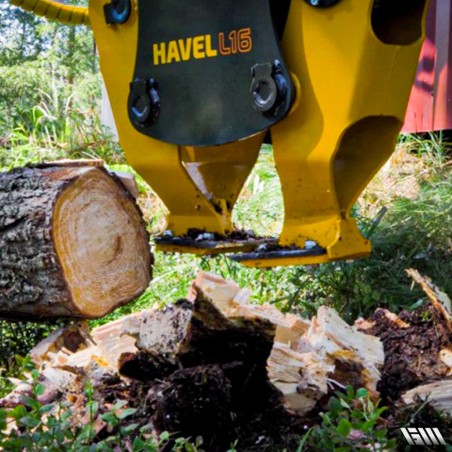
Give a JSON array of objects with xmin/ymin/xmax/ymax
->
[
  {"xmin": 19, "ymin": 271, "xmax": 384, "ymax": 420},
  {"xmin": 406, "ymin": 268, "xmax": 452, "ymax": 332},
  {"xmin": 403, "ymin": 380, "xmax": 452, "ymax": 415},
  {"xmin": 191, "ymin": 272, "xmax": 383, "ymax": 414},
  {"xmin": 3, "ymin": 270, "xmax": 451, "ymax": 449},
  {"xmin": 0, "ymin": 162, "xmax": 152, "ymax": 319}
]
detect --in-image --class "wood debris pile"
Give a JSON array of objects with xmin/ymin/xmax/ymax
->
[{"xmin": 1, "ymin": 270, "xmax": 452, "ymax": 450}]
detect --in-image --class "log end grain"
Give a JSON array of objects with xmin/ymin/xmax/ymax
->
[{"xmin": 52, "ymin": 167, "xmax": 151, "ymax": 318}]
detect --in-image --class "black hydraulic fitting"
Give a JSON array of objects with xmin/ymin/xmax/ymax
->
[
  {"xmin": 250, "ymin": 60, "xmax": 290, "ymax": 117},
  {"xmin": 128, "ymin": 79, "xmax": 160, "ymax": 127},
  {"xmin": 104, "ymin": 0, "xmax": 131, "ymax": 24}
]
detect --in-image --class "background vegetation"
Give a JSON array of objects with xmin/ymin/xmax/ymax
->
[{"xmin": 0, "ymin": 1, "xmax": 451, "ymax": 449}]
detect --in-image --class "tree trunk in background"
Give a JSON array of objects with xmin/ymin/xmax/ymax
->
[{"xmin": 0, "ymin": 162, "xmax": 152, "ymax": 320}]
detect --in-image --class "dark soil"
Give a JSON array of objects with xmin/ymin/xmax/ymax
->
[
  {"xmin": 362, "ymin": 306, "xmax": 452, "ymax": 402},
  {"xmin": 92, "ymin": 293, "xmax": 307, "ymax": 451}
]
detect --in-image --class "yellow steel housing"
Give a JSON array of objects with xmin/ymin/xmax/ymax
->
[
  {"xmin": 88, "ymin": 0, "xmax": 266, "ymax": 255},
  {"xmin": 266, "ymin": 0, "xmax": 430, "ymax": 267},
  {"xmin": 11, "ymin": 0, "xmax": 430, "ymax": 266},
  {"xmin": 88, "ymin": 0, "xmax": 428, "ymax": 266}
]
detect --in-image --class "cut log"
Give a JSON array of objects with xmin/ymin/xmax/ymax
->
[
  {"xmin": 0, "ymin": 163, "xmax": 152, "ymax": 319},
  {"xmin": 37, "ymin": 160, "xmax": 140, "ymax": 199},
  {"xmin": 402, "ymin": 380, "xmax": 452, "ymax": 415}
]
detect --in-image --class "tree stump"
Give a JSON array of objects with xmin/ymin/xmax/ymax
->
[{"xmin": 0, "ymin": 163, "xmax": 152, "ymax": 319}]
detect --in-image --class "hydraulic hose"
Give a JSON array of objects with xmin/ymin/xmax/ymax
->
[{"xmin": 10, "ymin": 0, "xmax": 90, "ymax": 25}]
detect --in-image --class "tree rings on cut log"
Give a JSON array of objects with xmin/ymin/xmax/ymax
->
[{"xmin": 0, "ymin": 163, "xmax": 152, "ymax": 319}]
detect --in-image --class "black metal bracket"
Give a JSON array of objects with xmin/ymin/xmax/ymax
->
[
  {"xmin": 303, "ymin": 0, "xmax": 341, "ymax": 7},
  {"xmin": 128, "ymin": 79, "xmax": 160, "ymax": 127},
  {"xmin": 128, "ymin": 0, "xmax": 295, "ymax": 146}
]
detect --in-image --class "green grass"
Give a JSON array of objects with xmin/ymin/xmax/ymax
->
[
  {"xmin": 0, "ymin": 116, "xmax": 451, "ymax": 449},
  {"xmin": 1, "ymin": 126, "xmax": 450, "ymax": 353},
  {"xmin": 94, "ymin": 135, "xmax": 451, "ymax": 326}
]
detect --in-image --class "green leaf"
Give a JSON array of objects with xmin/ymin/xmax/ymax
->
[
  {"xmin": 112, "ymin": 400, "xmax": 128, "ymax": 411},
  {"xmin": 361, "ymin": 420, "xmax": 375, "ymax": 432},
  {"xmin": 101, "ymin": 412, "xmax": 118, "ymax": 425},
  {"xmin": 356, "ymin": 388, "xmax": 368, "ymax": 398},
  {"xmin": 184, "ymin": 442, "xmax": 197, "ymax": 452},
  {"xmin": 21, "ymin": 395, "xmax": 40, "ymax": 410},
  {"xmin": 0, "ymin": 408, "xmax": 7, "ymax": 431},
  {"xmin": 328, "ymin": 397, "xmax": 342, "ymax": 415},
  {"xmin": 39, "ymin": 403, "xmax": 54, "ymax": 414},
  {"xmin": 336, "ymin": 419, "xmax": 351, "ymax": 437},
  {"xmin": 10, "ymin": 405, "xmax": 27, "ymax": 421},
  {"xmin": 19, "ymin": 415, "xmax": 40, "ymax": 428},
  {"xmin": 297, "ymin": 428, "xmax": 313, "ymax": 451},
  {"xmin": 133, "ymin": 437, "xmax": 146, "ymax": 451},
  {"xmin": 87, "ymin": 400, "xmax": 99, "ymax": 417},
  {"xmin": 159, "ymin": 431, "xmax": 170, "ymax": 442},
  {"xmin": 33, "ymin": 383, "xmax": 46, "ymax": 396},
  {"xmin": 120, "ymin": 423, "xmax": 139, "ymax": 435},
  {"xmin": 336, "ymin": 447, "xmax": 351, "ymax": 452},
  {"xmin": 140, "ymin": 423, "xmax": 155, "ymax": 433},
  {"xmin": 31, "ymin": 370, "xmax": 40, "ymax": 381},
  {"xmin": 61, "ymin": 409, "xmax": 73, "ymax": 421},
  {"xmin": 117, "ymin": 407, "xmax": 137, "ymax": 420},
  {"xmin": 77, "ymin": 423, "xmax": 95, "ymax": 443}
]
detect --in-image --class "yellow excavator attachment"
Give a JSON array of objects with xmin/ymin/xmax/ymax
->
[{"xmin": 10, "ymin": 0, "xmax": 430, "ymax": 267}]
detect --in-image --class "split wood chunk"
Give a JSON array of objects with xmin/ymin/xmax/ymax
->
[
  {"xmin": 191, "ymin": 272, "xmax": 383, "ymax": 412},
  {"xmin": 440, "ymin": 349, "xmax": 452, "ymax": 373},
  {"xmin": 269, "ymin": 306, "xmax": 384, "ymax": 414},
  {"xmin": 356, "ymin": 308, "xmax": 410, "ymax": 330},
  {"xmin": 302, "ymin": 307, "xmax": 385, "ymax": 368},
  {"xmin": 407, "ymin": 268, "xmax": 452, "ymax": 332},
  {"xmin": 92, "ymin": 306, "xmax": 194, "ymax": 372},
  {"xmin": 402, "ymin": 379, "xmax": 452, "ymax": 415},
  {"xmin": 0, "ymin": 163, "xmax": 152, "ymax": 319},
  {"xmin": 30, "ymin": 323, "xmax": 93, "ymax": 368},
  {"xmin": 268, "ymin": 342, "xmax": 333, "ymax": 413},
  {"xmin": 93, "ymin": 286, "xmax": 275, "ymax": 381},
  {"xmin": 190, "ymin": 271, "xmax": 310, "ymax": 346}
]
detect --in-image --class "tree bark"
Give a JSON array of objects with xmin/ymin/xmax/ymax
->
[{"xmin": 0, "ymin": 163, "xmax": 152, "ymax": 319}]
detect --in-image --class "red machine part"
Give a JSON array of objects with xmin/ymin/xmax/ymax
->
[{"xmin": 403, "ymin": 0, "xmax": 452, "ymax": 133}]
